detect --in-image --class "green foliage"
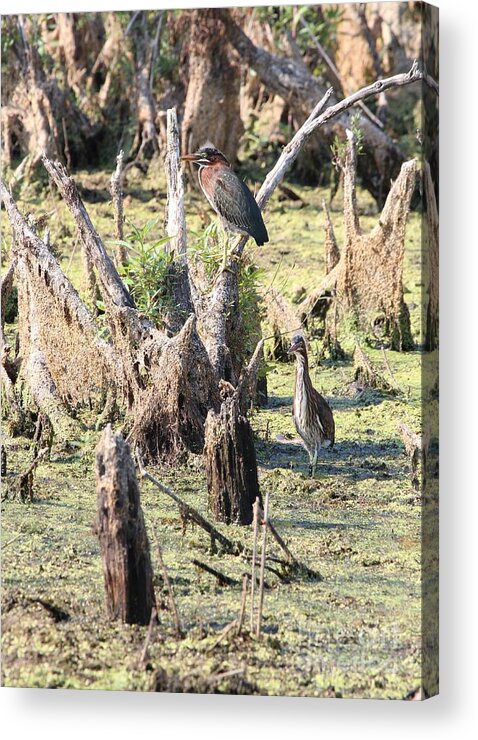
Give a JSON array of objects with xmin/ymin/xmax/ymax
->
[
  {"xmin": 330, "ymin": 111, "xmax": 365, "ymax": 167},
  {"xmin": 109, "ymin": 218, "xmax": 173, "ymax": 322},
  {"xmin": 1, "ymin": 17, "xmax": 20, "ymax": 74},
  {"xmin": 188, "ymin": 221, "xmax": 223, "ymax": 279},
  {"xmin": 253, "ymin": 5, "xmax": 344, "ymax": 56},
  {"xmin": 238, "ymin": 258, "xmax": 265, "ymax": 354}
]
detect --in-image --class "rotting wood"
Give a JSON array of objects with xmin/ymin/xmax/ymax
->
[
  {"xmin": 262, "ymin": 288, "xmax": 301, "ymax": 362},
  {"xmin": 398, "ymin": 422, "xmax": 429, "ymax": 493},
  {"xmin": 380, "ymin": 347, "xmax": 402, "ymax": 393},
  {"xmin": 354, "ymin": 344, "xmax": 396, "ymax": 394},
  {"xmin": 131, "ymin": 314, "xmax": 219, "ymax": 461},
  {"xmin": 41, "ymin": 155, "xmax": 135, "ymax": 311},
  {"xmin": 3, "ymin": 446, "xmax": 48, "ymax": 503},
  {"xmin": 303, "ymin": 132, "xmax": 416, "ymax": 351},
  {"xmin": 1, "ymin": 176, "xmax": 135, "ymax": 432},
  {"xmin": 235, "ymin": 338, "xmax": 264, "ymax": 415},
  {"xmin": 424, "ymin": 161, "xmax": 439, "ymax": 351},
  {"xmin": 164, "ymin": 108, "xmax": 193, "ymax": 328},
  {"xmin": 203, "ymin": 59, "xmax": 422, "ymax": 381},
  {"xmin": 136, "ymin": 450, "xmax": 242, "ymax": 556},
  {"xmin": 136, "ymin": 454, "xmax": 310, "ymax": 579},
  {"xmin": 15, "ymin": 258, "xmax": 85, "ymax": 440},
  {"xmin": 138, "ymin": 606, "xmax": 158, "ymax": 667},
  {"xmin": 204, "ymin": 386, "xmax": 261, "ymax": 526},
  {"xmin": 206, "ymin": 619, "xmax": 239, "ymax": 653},
  {"xmin": 95, "ymin": 425, "xmax": 155, "ymax": 625},
  {"xmin": 1, "ymin": 258, "xmax": 17, "ymax": 328}
]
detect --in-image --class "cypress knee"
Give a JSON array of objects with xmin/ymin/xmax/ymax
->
[
  {"xmin": 95, "ymin": 424, "xmax": 155, "ymax": 624},
  {"xmin": 204, "ymin": 393, "xmax": 260, "ymax": 525}
]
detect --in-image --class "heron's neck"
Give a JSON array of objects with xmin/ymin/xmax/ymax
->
[{"xmin": 295, "ymin": 352, "xmax": 310, "ymax": 388}]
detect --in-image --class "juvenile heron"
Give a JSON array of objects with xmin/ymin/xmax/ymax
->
[
  {"xmin": 181, "ymin": 144, "xmax": 269, "ymax": 248},
  {"xmin": 289, "ymin": 334, "xmax": 335, "ymax": 476}
]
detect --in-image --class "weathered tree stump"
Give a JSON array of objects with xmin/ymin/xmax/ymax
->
[
  {"xmin": 302, "ymin": 130, "xmax": 416, "ymax": 351},
  {"xmin": 95, "ymin": 425, "xmax": 155, "ymax": 624},
  {"xmin": 353, "ymin": 344, "xmax": 395, "ymax": 393},
  {"xmin": 398, "ymin": 422, "xmax": 429, "ymax": 492},
  {"xmin": 204, "ymin": 390, "xmax": 260, "ymax": 526}
]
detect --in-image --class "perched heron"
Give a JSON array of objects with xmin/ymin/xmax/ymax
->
[
  {"xmin": 181, "ymin": 144, "xmax": 269, "ymax": 249},
  {"xmin": 289, "ymin": 334, "xmax": 335, "ymax": 476}
]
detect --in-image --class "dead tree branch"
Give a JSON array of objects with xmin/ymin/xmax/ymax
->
[
  {"xmin": 136, "ymin": 451, "xmax": 242, "ymax": 556},
  {"xmin": 219, "ymin": 8, "xmax": 422, "ymax": 203},
  {"xmin": 110, "ymin": 150, "xmax": 126, "ymax": 266},
  {"xmin": 41, "ymin": 155, "xmax": 135, "ymax": 310},
  {"xmin": 164, "ymin": 108, "xmax": 193, "ymax": 325},
  {"xmin": 192, "ymin": 559, "xmax": 240, "ymax": 587}
]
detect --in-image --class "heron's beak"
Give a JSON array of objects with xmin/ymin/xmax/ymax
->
[
  {"xmin": 288, "ymin": 341, "xmax": 298, "ymax": 354},
  {"xmin": 181, "ymin": 153, "xmax": 200, "ymax": 162}
]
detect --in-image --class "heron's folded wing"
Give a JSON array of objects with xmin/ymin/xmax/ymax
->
[{"xmin": 213, "ymin": 170, "xmax": 264, "ymax": 236}]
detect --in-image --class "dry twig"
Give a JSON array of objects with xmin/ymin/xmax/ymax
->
[
  {"xmin": 256, "ymin": 490, "xmax": 270, "ymax": 637},
  {"xmin": 155, "ymin": 539, "xmax": 183, "ymax": 638},
  {"xmin": 250, "ymin": 497, "xmax": 260, "ymax": 630}
]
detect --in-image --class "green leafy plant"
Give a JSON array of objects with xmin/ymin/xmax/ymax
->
[
  {"xmin": 108, "ymin": 217, "xmax": 173, "ymax": 323},
  {"xmin": 330, "ymin": 111, "xmax": 365, "ymax": 167},
  {"xmin": 188, "ymin": 222, "xmax": 223, "ymax": 279}
]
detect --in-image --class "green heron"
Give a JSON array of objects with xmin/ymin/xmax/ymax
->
[
  {"xmin": 181, "ymin": 144, "xmax": 269, "ymax": 247},
  {"xmin": 289, "ymin": 334, "xmax": 335, "ymax": 476}
]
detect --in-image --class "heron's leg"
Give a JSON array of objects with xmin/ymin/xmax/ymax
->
[
  {"xmin": 310, "ymin": 445, "xmax": 319, "ymax": 478},
  {"xmin": 307, "ymin": 449, "xmax": 314, "ymax": 477},
  {"xmin": 220, "ymin": 228, "xmax": 229, "ymax": 272}
]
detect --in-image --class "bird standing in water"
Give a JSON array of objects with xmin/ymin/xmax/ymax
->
[
  {"xmin": 181, "ymin": 144, "xmax": 268, "ymax": 266},
  {"xmin": 289, "ymin": 334, "xmax": 335, "ymax": 477}
]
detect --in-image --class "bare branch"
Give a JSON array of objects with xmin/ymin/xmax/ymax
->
[
  {"xmin": 41, "ymin": 155, "xmax": 135, "ymax": 309},
  {"xmin": 110, "ymin": 150, "xmax": 126, "ymax": 265},
  {"xmin": 165, "ymin": 108, "xmax": 187, "ymax": 263},
  {"xmin": 342, "ymin": 129, "xmax": 361, "ymax": 243}
]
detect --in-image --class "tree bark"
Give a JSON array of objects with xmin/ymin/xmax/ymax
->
[
  {"xmin": 181, "ymin": 9, "xmax": 244, "ymax": 166},
  {"xmin": 110, "ymin": 150, "xmax": 127, "ymax": 267},
  {"xmin": 263, "ymin": 288, "xmax": 300, "ymax": 361},
  {"xmin": 95, "ymin": 425, "xmax": 155, "ymax": 625},
  {"xmin": 164, "ymin": 108, "xmax": 194, "ymax": 330},
  {"xmin": 204, "ymin": 389, "xmax": 260, "ymax": 526},
  {"xmin": 130, "ymin": 13, "xmax": 160, "ymax": 160}
]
